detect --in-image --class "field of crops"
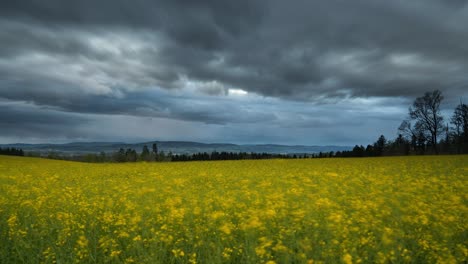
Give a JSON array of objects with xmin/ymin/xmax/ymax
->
[{"xmin": 0, "ymin": 155, "xmax": 466, "ymax": 263}]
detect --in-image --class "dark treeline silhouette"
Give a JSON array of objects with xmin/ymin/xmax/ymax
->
[
  {"xmin": 0, "ymin": 147, "xmax": 24, "ymax": 157},
  {"xmin": 334, "ymin": 91, "xmax": 467, "ymax": 157},
  {"xmin": 399, "ymin": 90, "xmax": 467, "ymax": 155},
  {"xmin": 334, "ymin": 134, "xmax": 407, "ymax": 157},
  {"xmin": 335, "ymin": 90, "xmax": 467, "ymax": 157},
  {"xmin": 171, "ymin": 151, "xmax": 295, "ymax": 162},
  {"xmin": 27, "ymin": 145, "xmax": 308, "ymax": 163}
]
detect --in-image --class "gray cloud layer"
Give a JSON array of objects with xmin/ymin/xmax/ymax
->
[{"xmin": 1, "ymin": 0, "xmax": 467, "ymax": 144}]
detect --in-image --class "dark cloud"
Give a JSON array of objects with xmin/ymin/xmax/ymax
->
[
  {"xmin": 0, "ymin": 101, "xmax": 90, "ymax": 139},
  {"xmin": 1, "ymin": 0, "xmax": 467, "ymax": 100},
  {"xmin": 1, "ymin": 0, "xmax": 467, "ymax": 144},
  {"xmin": 0, "ymin": 0, "xmax": 263, "ymax": 47},
  {"xmin": 0, "ymin": 77, "xmax": 277, "ymax": 125}
]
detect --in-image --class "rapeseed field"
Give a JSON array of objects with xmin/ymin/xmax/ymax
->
[{"xmin": 0, "ymin": 155, "xmax": 466, "ymax": 263}]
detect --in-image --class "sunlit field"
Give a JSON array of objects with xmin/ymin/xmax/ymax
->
[{"xmin": 0, "ymin": 155, "xmax": 466, "ymax": 263}]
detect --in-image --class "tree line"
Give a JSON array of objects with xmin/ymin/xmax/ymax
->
[
  {"xmin": 398, "ymin": 90, "xmax": 467, "ymax": 155},
  {"xmin": 335, "ymin": 90, "xmax": 467, "ymax": 157},
  {"xmin": 0, "ymin": 147, "xmax": 24, "ymax": 157},
  {"xmin": 35, "ymin": 147, "xmax": 310, "ymax": 163},
  {"xmin": 171, "ymin": 151, "xmax": 301, "ymax": 161}
]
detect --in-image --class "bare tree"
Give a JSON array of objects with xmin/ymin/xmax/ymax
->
[
  {"xmin": 398, "ymin": 119, "xmax": 417, "ymax": 139},
  {"xmin": 451, "ymin": 101, "xmax": 468, "ymax": 153},
  {"xmin": 399, "ymin": 119, "xmax": 428, "ymax": 153},
  {"xmin": 408, "ymin": 90, "xmax": 444, "ymax": 154}
]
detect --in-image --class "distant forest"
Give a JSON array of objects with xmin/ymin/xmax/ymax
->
[
  {"xmin": 2, "ymin": 90, "xmax": 467, "ymax": 162},
  {"xmin": 0, "ymin": 147, "xmax": 24, "ymax": 157}
]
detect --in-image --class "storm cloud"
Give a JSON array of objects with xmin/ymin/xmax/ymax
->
[{"xmin": 0, "ymin": 0, "xmax": 467, "ymax": 144}]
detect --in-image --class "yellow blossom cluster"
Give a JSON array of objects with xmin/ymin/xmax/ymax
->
[{"xmin": 0, "ymin": 155, "xmax": 466, "ymax": 263}]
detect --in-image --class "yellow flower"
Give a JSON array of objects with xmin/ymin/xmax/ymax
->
[
  {"xmin": 172, "ymin": 249, "xmax": 185, "ymax": 257},
  {"xmin": 343, "ymin": 253, "xmax": 353, "ymax": 264},
  {"xmin": 0, "ymin": 155, "xmax": 466, "ymax": 263},
  {"xmin": 76, "ymin": 235, "xmax": 88, "ymax": 248}
]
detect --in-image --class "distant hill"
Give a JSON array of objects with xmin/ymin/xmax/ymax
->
[{"xmin": 0, "ymin": 141, "xmax": 352, "ymax": 155}]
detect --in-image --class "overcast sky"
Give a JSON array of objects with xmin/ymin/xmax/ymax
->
[{"xmin": 1, "ymin": 0, "xmax": 467, "ymax": 145}]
